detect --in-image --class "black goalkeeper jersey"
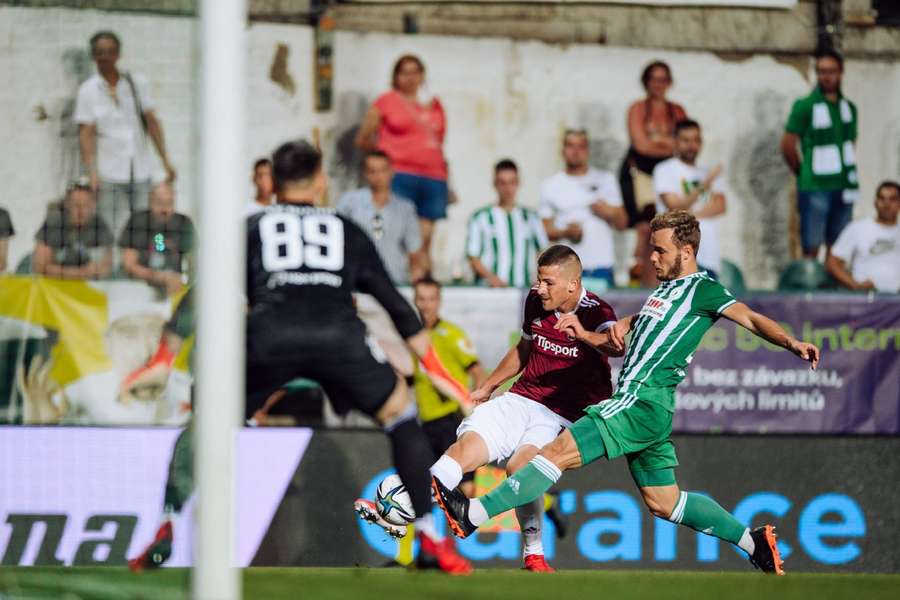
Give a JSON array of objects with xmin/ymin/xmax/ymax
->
[{"xmin": 246, "ymin": 203, "xmax": 422, "ymax": 359}]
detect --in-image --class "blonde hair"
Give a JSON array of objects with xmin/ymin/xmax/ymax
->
[{"xmin": 650, "ymin": 210, "xmax": 701, "ymax": 254}]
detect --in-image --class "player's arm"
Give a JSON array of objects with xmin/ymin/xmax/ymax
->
[
  {"xmin": 606, "ymin": 313, "xmax": 636, "ymax": 352},
  {"xmin": 467, "ymin": 362, "xmax": 488, "ymax": 390},
  {"xmin": 721, "ymin": 302, "xmax": 819, "ymax": 369},
  {"xmin": 554, "ymin": 314, "xmax": 625, "ymax": 357},
  {"xmin": 470, "ymin": 337, "xmax": 531, "ymax": 404}
]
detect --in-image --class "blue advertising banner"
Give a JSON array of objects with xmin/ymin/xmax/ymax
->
[
  {"xmin": 2, "ymin": 428, "xmax": 897, "ymax": 572},
  {"xmin": 286, "ymin": 429, "xmax": 900, "ymax": 573}
]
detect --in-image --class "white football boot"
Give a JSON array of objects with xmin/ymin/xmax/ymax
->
[{"xmin": 353, "ymin": 498, "xmax": 408, "ymax": 539}]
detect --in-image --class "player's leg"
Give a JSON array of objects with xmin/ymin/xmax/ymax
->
[
  {"xmin": 374, "ymin": 376, "xmax": 440, "ymax": 523},
  {"xmin": 430, "ymin": 394, "xmax": 539, "ymax": 535},
  {"xmin": 507, "ymin": 401, "xmax": 572, "ymax": 572},
  {"xmin": 506, "ymin": 444, "xmax": 554, "ymax": 572},
  {"xmin": 434, "ymin": 419, "xmax": 601, "ymax": 538},
  {"xmin": 431, "ymin": 392, "xmax": 527, "ymax": 493},
  {"xmin": 630, "ymin": 445, "xmax": 784, "ymax": 575},
  {"xmin": 422, "ymin": 410, "xmax": 478, "ymax": 497},
  {"xmin": 430, "ymin": 433, "xmax": 489, "ymax": 489},
  {"xmin": 323, "ymin": 337, "xmax": 471, "ymax": 574},
  {"xmin": 129, "ymin": 422, "xmax": 194, "ymax": 572},
  {"xmin": 375, "ymin": 377, "xmax": 471, "ymax": 574}
]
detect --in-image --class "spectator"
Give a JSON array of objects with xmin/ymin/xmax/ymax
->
[
  {"xmin": 245, "ymin": 158, "xmax": 274, "ymax": 216},
  {"xmin": 336, "ymin": 151, "xmax": 424, "ymax": 284},
  {"xmin": 654, "ymin": 119, "xmax": 727, "ymax": 279},
  {"xmin": 412, "ymin": 276, "xmax": 486, "ymax": 497},
  {"xmin": 355, "ymin": 54, "xmax": 448, "ymax": 270},
  {"xmin": 0, "ymin": 207, "xmax": 13, "ymax": 273},
  {"xmin": 120, "ymin": 183, "xmax": 195, "ymax": 296},
  {"xmin": 33, "ymin": 178, "xmax": 113, "ymax": 280},
  {"xmin": 539, "ymin": 129, "xmax": 626, "ymax": 289},
  {"xmin": 781, "ymin": 47, "xmax": 859, "ymax": 259},
  {"xmin": 466, "ymin": 159, "xmax": 548, "ymax": 288},
  {"xmin": 619, "ymin": 61, "xmax": 688, "ymax": 287},
  {"xmin": 75, "ymin": 31, "xmax": 177, "ymax": 236},
  {"xmin": 826, "ymin": 180, "xmax": 900, "ymax": 293}
]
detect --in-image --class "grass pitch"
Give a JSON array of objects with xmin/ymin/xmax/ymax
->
[{"xmin": 1, "ymin": 567, "xmax": 898, "ymax": 600}]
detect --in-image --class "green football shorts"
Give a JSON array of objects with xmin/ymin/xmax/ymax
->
[{"xmin": 570, "ymin": 388, "xmax": 678, "ymax": 486}]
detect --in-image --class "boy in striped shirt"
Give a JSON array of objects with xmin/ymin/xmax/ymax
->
[
  {"xmin": 467, "ymin": 159, "xmax": 548, "ymax": 288},
  {"xmin": 435, "ymin": 210, "xmax": 820, "ymax": 576}
]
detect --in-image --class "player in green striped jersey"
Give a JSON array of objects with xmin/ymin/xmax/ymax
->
[{"xmin": 433, "ymin": 210, "xmax": 820, "ymax": 575}]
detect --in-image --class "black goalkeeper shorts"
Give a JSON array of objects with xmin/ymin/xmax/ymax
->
[{"xmin": 245, "ymin": 330, "xmax": 397, "ymax": 421}]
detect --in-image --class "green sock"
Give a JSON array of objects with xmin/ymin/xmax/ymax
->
[
  {"xmin": 670, "ymin": 491, "xmax": 745, "ymax": 544},
  {"xmin": 480, "ymin": 456, "xmax": 561, "ymax": 519}
]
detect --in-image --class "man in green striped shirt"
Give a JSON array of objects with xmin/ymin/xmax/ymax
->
[
  {"xmin": 467, "ymin": 159, "xmax": 548, "ymax": 288},
  {"xmin": 434, "ymin": 210, "xmax": 820, "ymax": 575}
]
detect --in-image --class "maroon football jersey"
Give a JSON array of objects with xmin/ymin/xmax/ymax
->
[{"xmin": 509, "ymin": 288, "xmax": 617, "ymax": 422}]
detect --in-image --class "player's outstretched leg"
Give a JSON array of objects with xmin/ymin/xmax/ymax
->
[
  {"xmin": 435, "ymin": 428, "xmax": 591, "ymax": 538},
  {"xmin": 507, "ymin": 445, "xmax": 554, "ymax": 573},
  {"xmin": 641, "ymin": 482, "xmax": 785, "ymax": 576},
  {"xmin": 430, "ymin": 431, "xmax": 490, "ymax": 491},
  {"xmin": 129, "ymin": 424, "xmax": 193, "ymax": 572},
  {"xmin": 378, "ymin": 383, "xmax": 471, "ymax": 575}
]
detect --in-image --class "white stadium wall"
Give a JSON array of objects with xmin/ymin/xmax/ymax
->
[{"xmin": 2, "ymin": 6, "xmax": 899, "ymax": 287}]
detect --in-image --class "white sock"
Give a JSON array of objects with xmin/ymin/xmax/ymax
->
[
  {"xmin": 430, "ymin": 455, "xmax": 464, "ymax": 490},
  {"xmin": 415, "ymin": 512, "xmax": 443, "ymax": 542},
  {"xmin": 738, "ymin": 528, "xmax": 755, "ymax": 555},
  {"xmin": 515, "ymin": 498, "xmax": 544, "ymax": 557},
  {"xmin": 469, "ymin": 498, "xmax": 489, "ymax": 527}
]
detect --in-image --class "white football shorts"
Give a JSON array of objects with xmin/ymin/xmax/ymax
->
[{"xmin": 456, "ymin": 391, "xmax": 572, "ymax": 463}]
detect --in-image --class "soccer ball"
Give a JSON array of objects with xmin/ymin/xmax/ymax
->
[{"xmin": 375, "ymin": 474, "xmax": 416, "ymax": 525}]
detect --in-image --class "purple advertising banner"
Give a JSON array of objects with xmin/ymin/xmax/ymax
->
[{"xmin": 602, "ymin": 292, "xmax": 900, "ymax": 434}]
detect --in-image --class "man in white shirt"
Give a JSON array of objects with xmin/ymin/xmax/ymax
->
[
  {"xmin": 653, "ymin": 119, "xmax": 727, "ymax": 278},
  {"xmin": 539, "ymin": 129, "xmax": 627, "ymax": 288},
  {"xmin": 75, "ymin": 31, "xmax": 177, "ymax": 237},
  {"xmin": 244, "ymin": 158, "xmax": 274, "ymax": 217},
  {"xmin": 826, "ymin": 180, "xmax": 900, "ymax": 293}
]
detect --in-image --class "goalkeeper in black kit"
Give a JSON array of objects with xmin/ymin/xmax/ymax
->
[{"xmin": 130, "ymin": 140, "xmax": 472, "ymax": 574}]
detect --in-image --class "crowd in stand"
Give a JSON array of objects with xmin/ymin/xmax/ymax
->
[
  {"xmin": 342, "ymin": 50, "xmax": 898, "ymax": 293},
  {"xmin": 1, "ymin": 34, "xmax": 897, "ymax": 295}
]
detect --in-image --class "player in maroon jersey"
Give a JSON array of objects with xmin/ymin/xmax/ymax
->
[{"xmin": 369, "ymin": 244, "xmax": 622, "ymax": 571}]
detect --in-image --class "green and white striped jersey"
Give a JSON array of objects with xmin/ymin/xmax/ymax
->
[
  {"xmin": 466, "ymin": 205, "xmax": 548, "ymax": 288},
  {"xmin": 617, "ymin": 271, "xmax": 736, "ymax": 407}
]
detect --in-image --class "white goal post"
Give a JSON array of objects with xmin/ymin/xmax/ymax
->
[{"xmin": 194, "ymin": 0, "xmax": 246, "ymax": 598}]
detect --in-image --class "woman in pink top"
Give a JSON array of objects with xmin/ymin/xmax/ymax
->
[
  {"xmin": 618, "ymin": 60, "xmax": 687, "ymax": 286},
  {"xmin": 356, "ymin": 55, "xmax": 448, "ymax": 267}
]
